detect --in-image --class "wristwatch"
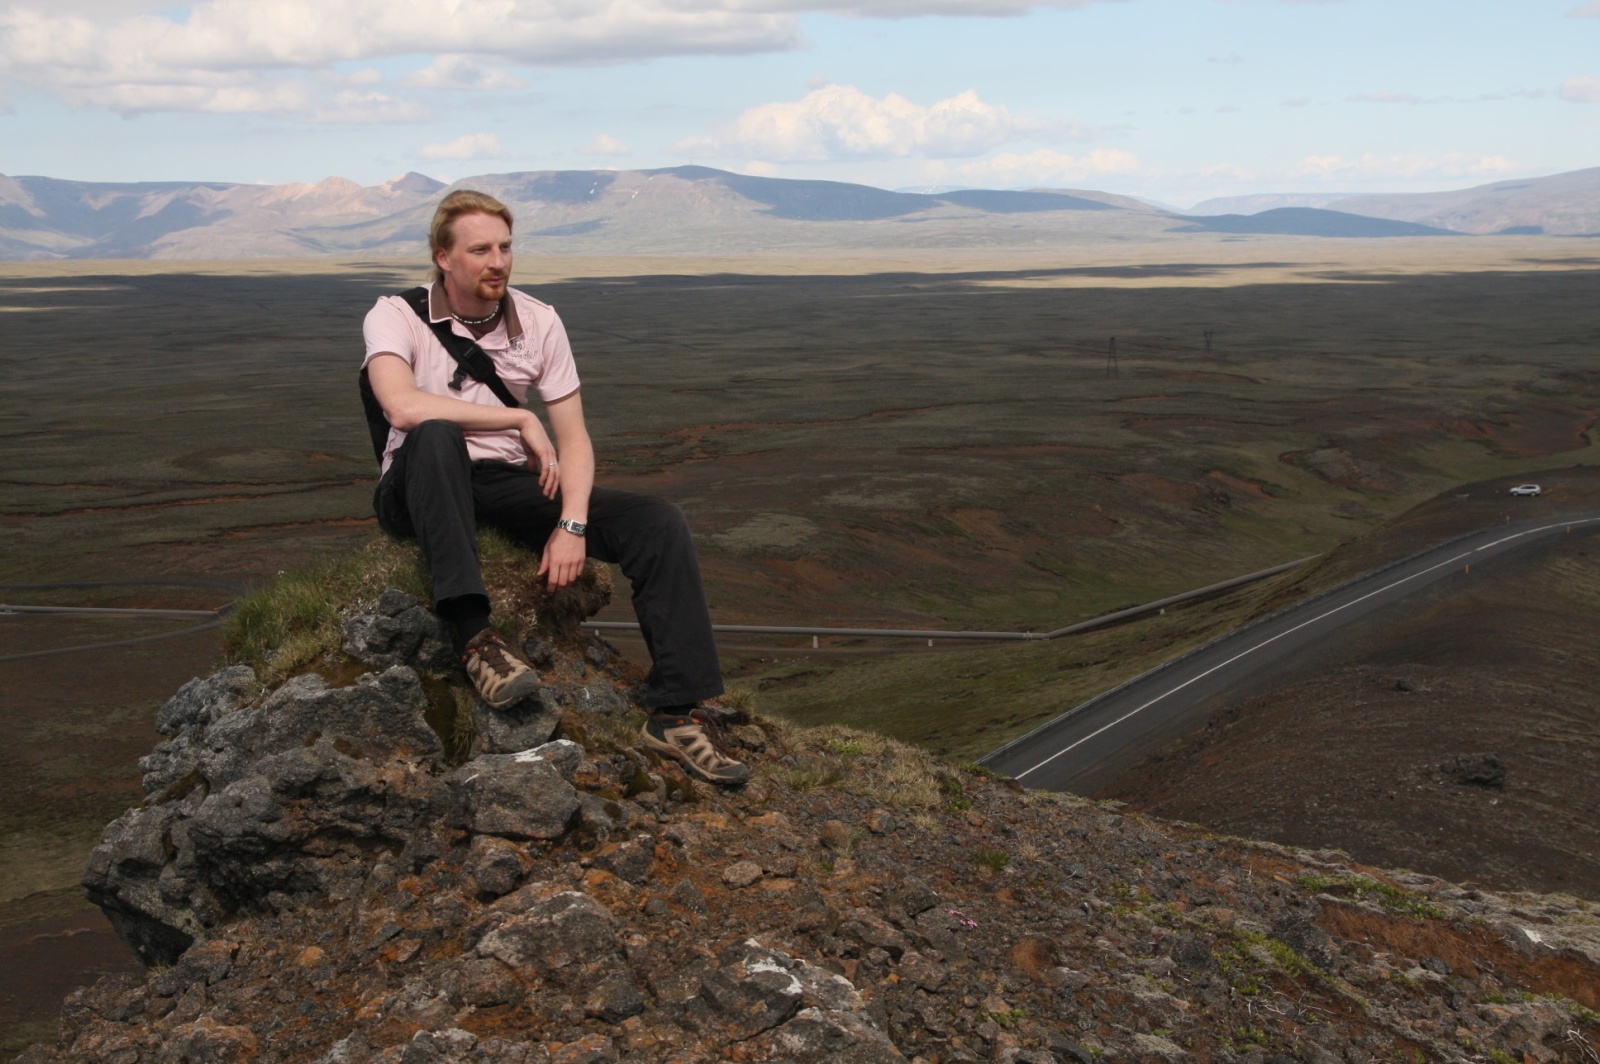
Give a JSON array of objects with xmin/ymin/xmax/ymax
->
[{"xmin": 556, "ymin": 518, "xmax": 587, "ymax": 537}]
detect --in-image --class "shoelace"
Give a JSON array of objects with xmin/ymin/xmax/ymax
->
[{"xmin": 470, "ymin": 636, "xmax": 516, "ymax": 675}]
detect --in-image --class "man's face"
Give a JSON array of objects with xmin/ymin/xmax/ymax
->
[{"xmin": 436, "ymin": 211, "xmax": 512, "ymax": 305}]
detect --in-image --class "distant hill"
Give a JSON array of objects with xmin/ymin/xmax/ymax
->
[
  {"xmin": 1185, "ymin": 168, "xmax": 1600, "ymax": 236},
  {"xmin": 3, "ymin": 164, "xmax": 1596, "ymax": 259},
  {"xmin": 1186, "ymin": 192, "xmax": 1353, "ymax": 215},
  {"xmin": 0, "ymin": 166, "xmax": 1164, "ymax": 260},
  {"xmin": 1325, "ymin": 167, "xmax": 1600, "ymax": 235},
  {"xmin": 1172, "ymin": 207, "xmax": 1459, "ymax": 238}
]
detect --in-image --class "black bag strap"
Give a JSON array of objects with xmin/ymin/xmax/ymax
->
[
  {"xmin": 398, "ymin": 286, "xmax": 521, "ymax": 410},
  {"xmin": 358, "ymin": 286, "xmax": 522, "ymax": 467}
]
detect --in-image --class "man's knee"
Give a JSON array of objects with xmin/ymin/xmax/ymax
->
[{"xmin": 409, "ymin": 419, "xmax": 467, "ymax": 447}]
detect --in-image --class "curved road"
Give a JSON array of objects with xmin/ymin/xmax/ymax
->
[{"xmin": 979, "ymin": 511, "xmax": 1600, "ymax": 793}]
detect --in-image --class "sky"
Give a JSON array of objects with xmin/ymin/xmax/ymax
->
[{"xmin": 1, "ymin": 0, "xmax": 1596, "ymax": 207}]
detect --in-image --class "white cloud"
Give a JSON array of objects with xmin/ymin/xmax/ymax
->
[
  {"xmin": 1348, "ymin": 90, "xmax": 1431, "ymax": 105},
  {"xmin": 673, "ymin": 82, "xmax": 1085, "ymax": 162},
  {"xmin": 761, "ymin": 0, "xmax": 1107, "ymax": 12},
  {"xmin": 402, "ymin": 55, "xmax": 526, "ymax": 91},
  {"xmin": 579, "ymin": 133, "xmax": 631, "ymax": 156},
  {"xmin": 926, "ymin": 147, "xmax": 1141, "ymax": 187},
  {"xmin": 1568, "ymin": 0, "xmax": 1600, "ymax": 15},
  {"xmin": 418, "ymin": 133, "xmax": 503, "ymax": 160},
  {"xmin": 0, "ymin": 0, "xmax": 1116, "ymax": 120},
  {"xmin": 742, "ymin": 160, "xmax": 780, "ymax": 176},
  {"xmin": 1287, "ymin": 153, "xmax": 1517, "ymax": 180},
  {"xmin": 1558, "ymin": 76, "xmax": 1600, "ymax": 102}
]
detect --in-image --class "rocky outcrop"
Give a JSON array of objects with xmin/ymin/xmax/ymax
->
[{"xmin": 18, "ymin": 586, "xmax": 1600, "ymax": 1063}]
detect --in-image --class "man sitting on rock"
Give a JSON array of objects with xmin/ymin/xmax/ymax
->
[{"xmin": 362, "ymin": 189, "xmax": 747, "ymax": 786}]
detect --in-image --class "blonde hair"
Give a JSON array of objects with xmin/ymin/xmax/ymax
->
[{"xmin": 428, "ymin": 190, "xmax": 514, "ymax": 282}]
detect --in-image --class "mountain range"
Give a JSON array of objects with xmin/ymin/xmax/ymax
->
[{"xmin": 2, "ymin": 164, "xmax": 1597, "ymax": 260}]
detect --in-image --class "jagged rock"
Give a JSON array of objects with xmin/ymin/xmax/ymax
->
[
  {"xmin": 446, "ymin": 746, "xmax": 581, "ymax": 840},
  {"xmin": 85, "ymin": 666, "xmax": 446, "ymax": 966},
  {"xmin": 722, "ymin": 860, "xmax": 764, "ymax": 888},
  {"xmin": 576, "ymin": 792, "xmax": 631, "ymax": 843},
  {"xmin": 464, "ymin": 836, "xmax": 527, "ymax": 898},
  {"xmin": 469, "ymin": 688, "xmax": 564, "ymax": 754},
  {"xmin": 583, "ymin": 971, "xmax": 645, "ymax": 1023},
  {"xmin": 765, "ymin": 1007, "xmax": 904, "ymax": 1062},
  {"xmin": 520, "ymin": 633, "xmax": 558, "ymax": 669},
  {"xmin": 1272, "ymin": 911, "xmax": 1336, "ymax": 970},
  {"xmin": 699, "ymin": 942, "xmax": 806, "ymax": 1039},
  {"xmin": 594, "ymin": 834, "xmax": 655, "ymax": 885},
  {"xmin": 155, "ymin": 666, "xmax": 258, "ymax": 737},
  {"xmin": 341, "ymin": 591, "xmax": 455, "ymax": 671},
  {"xmin": 475, "ymin": 891, "xmax": 620, "ymax": 973},
  {"xmin": 839, "ymin": 907, "xmax": 910, "ymax": 960}
]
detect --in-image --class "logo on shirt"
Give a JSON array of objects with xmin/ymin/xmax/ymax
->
[{"xmin": 501, "ymin": 335, "xmax": 534, "ymax": 367}]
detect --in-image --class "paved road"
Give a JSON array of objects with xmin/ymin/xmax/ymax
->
[{"xmin": 979, "ymin": 511, "xmax": 1600, "ymax": 793}]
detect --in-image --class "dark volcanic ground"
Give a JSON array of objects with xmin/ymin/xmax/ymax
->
[{"xmin": 1100, "ymin": 471, "xmax": 1600, "ymax": 901}]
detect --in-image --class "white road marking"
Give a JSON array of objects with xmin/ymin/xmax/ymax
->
[{"xmin": 1013, "ymin": 516, "xmax": 1600, "ymax": 782}]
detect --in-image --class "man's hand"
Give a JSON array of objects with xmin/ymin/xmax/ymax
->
[
  {"xmin": 519, "ymin": 413, "xmax": 560, "ymax": 498},
  {"xmin": 538, "ymin": 527, "xmax": 587, "ymax": 591}
]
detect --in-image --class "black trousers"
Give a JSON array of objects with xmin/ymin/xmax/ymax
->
[{"xmin": 374, "ymin": 420, "xmax": 723, "ymax": 709}]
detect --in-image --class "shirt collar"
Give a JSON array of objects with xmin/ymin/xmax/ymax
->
[{"xmin": 427, "ymin": 281, "xmax": 524, "ymax": 342}]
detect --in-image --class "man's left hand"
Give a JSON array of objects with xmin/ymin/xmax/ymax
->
[{"xmin": 538, "ymin": 527, "xmax": 587, "ymax": 590}]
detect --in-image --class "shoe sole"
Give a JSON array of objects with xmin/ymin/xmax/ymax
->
[{"xmin": 639, "ymin": 729, "xmax": 751, "ymax": 786}]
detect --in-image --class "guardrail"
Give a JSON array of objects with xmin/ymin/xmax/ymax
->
[{"xmin": 584, "ymin": 555, "xmax": 1315, "ymax": 644}]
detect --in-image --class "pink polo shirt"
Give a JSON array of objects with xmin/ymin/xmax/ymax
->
[{"xmin": 362, "ymin": 283, "xmax": 581, "ymax": 474}]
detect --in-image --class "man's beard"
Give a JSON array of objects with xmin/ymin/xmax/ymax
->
[{"xmin": 474, "ymin": 273, "xmax": 507, "ymax": 302}]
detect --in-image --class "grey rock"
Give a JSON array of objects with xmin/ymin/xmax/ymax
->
[
  {"xmin": 520, "ymin": 634, "xmax": 557, "ymax": 669},
  {"xmin": 670, "ymin": 879, "xmax": 708, "ymax": 915},
  {"xmin": 595, "ymin": 835, "xmax": 655, "ymax": 885},
  {"xmin": 1272, "ymin": 913, "xmax": 1336, "ymax": 971},
  {"xmin": 792, "ymin": 961, "xmax": 864, "ymax": 1011},
  {"xmin": 768, "ymin": 1007, "xmax": 905, "ymax": 1062},
  {"xmin": 452, "ymin": 958, "xmax": 523, "ymax": 1008},
  {"xmin": 400, "ymin": 1028, "xmax": 477, "ymax": 1064},
  {"xmin": 896, "ymin": 949, "xmax": 948, "ymax": 991},
  {"xmin": 475, "ymin": 891, "xmax": 619, "ymax": 972},
  {"xmin": 200, "ymin": 667, "xmax": 443, "ymax": 791},
  {"xmin": 155, "ymin": 666, "xmax": 257, "ymax": 736},
  {"xmin": 465, "ymin": 837, "xmax": 526, "ymax": 898},
  {"xmin": 894, "ymin": 878, "xmax": 940, "ymax": 917},
  {"xmin": 577, "ymin": 793, "xmax": 631, "ymax": 843},
  {"xmin": 469, "ymin": 690, "xmax": 563, "ymax": 755},
  {"xmin": 584, "ymin": 971, "xmax": 646, "ymax": 1023},
  {"xmin": 447, "ymin": 750, "xmax": 581, "ymax": 841},
  {"xmin": 341, "ymin": 594, "xmax": 454, "ymax": 671},
  {"xmin": 722, "ymin": 860, "xmax": 764, "ymax": 888},
  {"xmin": 699, "ymin": 943, "xmax": 805, "ymax": 1040},
  {"xmin": 839, "ymin": 908, "xmax": 910, "ymax": 960}
]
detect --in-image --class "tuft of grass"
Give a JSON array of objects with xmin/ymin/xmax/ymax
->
[
  {"xmin": 722, "ymin": 687, "xmax": 758, "ymax": 712},
  {"xmin": 824, "ymin": 737, "xmax": 866, "ymax": 756},
  {"xmin": 221, "ymin": 530, "xmax": 560, "ymax": 685},
  {"xmin": 973, "ymin": 845, "xmax": 1010, "ymax": 872},
  {"xmin": 1295, "ymin": 873, "xmax": 1448, "ymax": 920}
]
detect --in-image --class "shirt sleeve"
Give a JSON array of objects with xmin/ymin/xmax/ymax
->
[
  {"xmin": 362, "ymin": 296, "xmax": 417, "ymax": 370},
  {"xmin": 535, "ymin": 310, "xmax": 582, "ymax": 403}
]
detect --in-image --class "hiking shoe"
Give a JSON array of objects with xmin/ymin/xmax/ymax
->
[
  {"xmin": 462, "ymin": 629, "xmax": 540, "ymax": 708},
  {"xmin": 640, "ymin": 712, "xmax": 751, "ymax": 786}
]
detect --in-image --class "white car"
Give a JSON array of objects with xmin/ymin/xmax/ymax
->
[{"xmin": 1508, "ymin": 484, "xmax": 1542, "ymax": 497}]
